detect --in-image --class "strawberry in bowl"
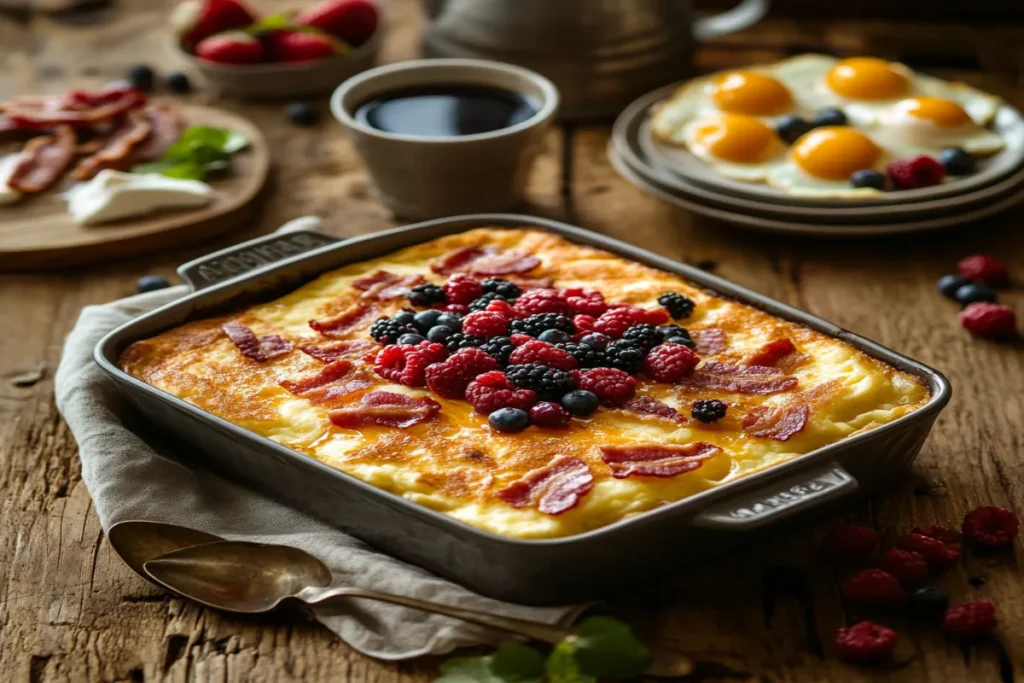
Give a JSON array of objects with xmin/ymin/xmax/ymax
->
[{"xmin": 171, "ymin": 0, "xmax": 381, "ymax": 98}]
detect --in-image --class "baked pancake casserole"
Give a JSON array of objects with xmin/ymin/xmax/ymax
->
[{"xmin": 120, "ymin": 228, "xmax": 930, "ymax": 539}]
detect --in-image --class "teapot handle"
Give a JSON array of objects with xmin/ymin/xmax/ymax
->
[{"xmin": 693, "ymin": 0, "xmax": 769, "ymax": 41}]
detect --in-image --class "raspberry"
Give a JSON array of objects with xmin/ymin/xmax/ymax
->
[
  {"xmin": 562, "ymin": 288, "xmax": 608, "ymax": 317},
  {"xmin": 834, "ymin": 621, "xmax": 898, "ymax": 662},
  {"xmin": 658, "ymin": 292, "xmax": 696, "ymax": 320},
  {"xmin": 444, "ymin": 303, "xmax": 469, "ymax": 315},
  {"xmin": 888, "ymin": 155, "xmax": 945, "ymax": 189},
  {"xmin": 510, "ymin": 334, "xmax": 532, "ymax": 346},
  {"xmin": 644, "ymin": 343, "xmax": 701, "ymax": 383},
  {"xmin": 957, "ymin": 254, "xmax": 1009, "ymax": 287},
  {"xmin": 961, "ymin": 505, "xmax": 1020, "ymax": 548},
  {"xmin": 876, "ymin": 549, "xmax": 929, "ymax": 588},
  {"xmin": 504, "ymin": 364, "xmax": 577, "ymax": 400},
  {"xmin": 424, "ymin": 348, "xmax": 499, "ymax": 399},
  {"xmin": 593, "ymin": 307, "xmax": 652, "ymax": 338},
  {"xmin": 513, "ymin": 288, "xmax": 569, "ymax": 316},
  {"xmin": 578, "ymin": 368, "xmax": 636, "ymax": 406},
  {"xmin": 465, "ymin": 371, "xmax": 537, "ymax": 414},
  {"xmin": 942, "ymin": 601, "xmax": 998, "ymax": 642},
  {"xmin": 443, "ymin": 274, "xmax": 484, "ymax": 305},
  {"xmin": 572, "ymin": 315, "xmax": 596, "ymax": 340},
  {"xmin": 484, "ymin": 299, "xmax": 522, "ymax": 320},
  {"xmin": 529, "ymin": 401, "xmax": 571, "ymax": 428},
  {"xmin": 481, "ymin": 278, "xmax": 521, "ymax": 299},
  {"xmin": 841, "ymin": 569, "xmax": 906, "ymax": 608},
  {"xmin": 821, "ymin": 523, "xmax": 879, "ymax": 565},
  {"xmin": 461, "ymin": 311, "xmax": 508, "ymax": 338},
  {"xmin": 508, "ymin": 340, "xmax": 578, "ymax": 371},
  {"xmin": 373, "ymin": 342, "xmax": 447, "ymax": 387},
  {"xmin": 897, "ymin": 527, "xmax": 961, "ymax": 573},
  {"xmin": 468, "ymin": 292, "xmax": 512, "ymax": 312},
  {"xmin": 958, "ymin": 303, "xmax": 1017, "ymax": 339}
]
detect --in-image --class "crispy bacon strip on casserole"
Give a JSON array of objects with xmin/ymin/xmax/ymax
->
[
  {"xmin": 599, "ymin": 443, "xmax": 720, "ymax": 479},
  {"xmin": 497, "ymin": 457, "xmax": 594, "ymax": 515}
]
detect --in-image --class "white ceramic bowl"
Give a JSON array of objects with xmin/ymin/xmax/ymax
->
[{"xmin": 330, "ymin": 58, "xmax": 560, "ymax": 219}]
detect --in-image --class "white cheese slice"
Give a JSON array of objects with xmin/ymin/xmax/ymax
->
[
  {"xmin": 66, "ymin": 170, "xmax": 213, "ymax": 226},
  {"xmin": 0, "ymin": 153, "xmax": 23, "ymax": 205}
]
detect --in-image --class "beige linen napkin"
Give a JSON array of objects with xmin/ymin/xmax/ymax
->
[{"xmin": 54, "ymin": 286, "xmax": 583, "ymax": 660}]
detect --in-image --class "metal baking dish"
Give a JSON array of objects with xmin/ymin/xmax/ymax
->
[{"xmin": 94, "ymin": 214, "xmax": 951, "ymax": 605}]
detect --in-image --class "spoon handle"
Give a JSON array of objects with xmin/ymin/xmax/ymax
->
[{"xmin": 304, "ymin": 587, "xmax": 576, "ymax": 645}]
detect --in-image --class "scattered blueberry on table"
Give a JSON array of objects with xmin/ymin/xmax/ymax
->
[
  {"xmin": 127, "ymin": 64, "xmax": 154, "ymax": 92},
  {"xmin": 937, "ymin": 274, "xmax": 971, "ymax": 299},
  {"xmin": 136, "ymin": 275, "xmax": 171, "ymax": 293},
  {"xmin": 954, "ymin": 282, "xmax": 997, "ymax": 306},
  {"xmin": 166, "ymin": 71, "xmax": 192, "ymax": 94},
  {"xmin": 287, "ymin": 102, "xmax": 320, "ymax": 126}
]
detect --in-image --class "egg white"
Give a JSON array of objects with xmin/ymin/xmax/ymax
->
[{"xmin": 862, "ymin": 104, "xmax": 1006, "ymax": 159}]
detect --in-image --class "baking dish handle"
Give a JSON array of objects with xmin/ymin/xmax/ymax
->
[
  {"xmin": 691, "ymin": 463, "xmax": 857, "ymax": 531},
  {"xmin": 177, "ymin": 216, "xmax": 343, "ymax": 292}
]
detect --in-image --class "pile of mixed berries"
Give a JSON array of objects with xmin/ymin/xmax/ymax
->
[
  {"xmin": 774, "ymin": 106, "xmax": 974, "ymax": 191},
  {"xmin": 823, "ymin": 504, "xmax": 1018, "ymax": 664},
  {"xmin": 936, "ymin": 254, "xmax": 1018, "ymax": 339},
  {"xmin": 367, "ymin": 274, "xmax": 709, "ymax": 433}
]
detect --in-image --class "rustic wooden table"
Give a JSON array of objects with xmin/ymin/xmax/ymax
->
[{"xmin": 1, "ymin": 1, "xmax": 1022, "ymax": 681}]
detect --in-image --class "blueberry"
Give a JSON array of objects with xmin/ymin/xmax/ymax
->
[
  {"xmin": 775, "ymin": 115, "xmax": 812, "ymax": 144},
  {"xmin": 166, "ymin": 71, "xmax": 192, "ymax": 94},
  {"xmin": 127, "ymin": 64, "xmax": 154, "ymax": 92},
  {"xmin": 413, "ymin": 309, "xmax": 443, "ymax": 332},
  {"xmin": 955, "ymin": 283, "xmax": 997, "ymax": 306},
  {"xmin": 538, "ymin": 329, "xmax": 570, "ymax": 344},
  {"xmin": 136, "ymin": 274, "xmax": 170, "ymax": 293},
  {"xmin": 287, "ymin": 102, "xmax": 319, "ymax": 127},
  {"xmin": 812, "ymin": 107, "xmax": 847, "ymax": 127},
  {"xmin": 394, "ymin": 309, "xmax": 416, "ymax": 325},
  {"xmin": 937, "ymin": 274, "xmax": 971, "ymax": 299},
  {"xmin": 561, "ymin": 390, "xmax": 599, "ymax": 417},
  {"xmin": 488, "ymin": 407, "xmax": 530, "ymax": 433},
  {"xmin": 435, "ymin": 312, "xmax": 462, "ymax": 332},
  {"xmin": 666, "ymin": 336, "xmax": 693, "ymax": 346},
  {"xmin": 398, "ymin": 333, "xmax": 426, "ymax": 346},
  {"xmin": 908, "ymin": 587, "xmax": 949, "ymax": 621},
  {"xmin": 426, "ymin": 325, "xmax": 454, "ymax": 343},
  {"xmin": 850, "ymin": 169, "xmax": 886, "ymax": 190},
  {"xmin": 938, "ymin": 147, "xmax": 975, "ymax": 175},
  {"xmin": 579, "ymin": 333, "xmax": 610, "ymax": 350}
]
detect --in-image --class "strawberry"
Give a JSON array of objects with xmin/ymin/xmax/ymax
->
[
  {"xmin": 269, "ymin": 30, "xmax": 339, "ymax": 62},
  {"xmin": 296, "ymin": 0, "xmax": 378, "ymax": 46},
  {"xmin": 195, "ymin": 31, "xmax": 266, "ymax": 64},
  {"xmin": 172, "ymin": 0, "xmax": 258, "ymax": 50}
]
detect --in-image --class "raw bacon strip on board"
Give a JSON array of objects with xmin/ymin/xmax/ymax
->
[
  {"xmin": 309, "ymin": 304, "xmax": 378, "ymax": 338},
  {"xmin": 599, "ymin": 443, "xmax": 720, "ymax": 479},
  {"xmin": 742, "ymin": 405, "xmax": 809, "ymax": 441},
  {"xmin": 3, "ymin": 87, "xmax": 146, "ymax": 130},
  {"xmin": 621, "ymin": 396, "xmax": 687, "ymax": 424},
  {"xmin": 130, "ymin": 103, "xmax": 187, "ymax": 163},
  {"xmin": 329, "ymin": 391, "xmax": 440, "ymax": 429},
  {"xmin": 280, "ymin": 360, "xmax": 352, "ymax": 395},
  {"xmin": 469, "ymin": 251, "xmax": 541, "ymax": 276},
  {"xmin": 222, "ymin": 321, "xmax": 293, "ymax": 362},
  {"xmin": 7, "ymin": 125, "xmax": 76, "ymax": 193},
  {"xmin": 690, "ymin": 328, "xmax": 728, "ymax": 355},
  {"xmin": 683, "ymin": 361, "xmax": 798, "ymax": 395},
  {"xmin": 497, "ymin": 457, "xmax": 594, "ymax": 515},
  {"xmin": 71, "ymin": 110, "xmax": 152, "ymax": 180}
]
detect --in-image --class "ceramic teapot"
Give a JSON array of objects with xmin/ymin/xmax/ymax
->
[{"xmin": 422, "ymin": 0, "xmax": 770, "ymax": 119}]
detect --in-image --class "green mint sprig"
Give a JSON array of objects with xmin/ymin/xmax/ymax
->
[
  {"xmin": 132, "ymin": 125, "xmax": 248, "ymax": 181},
  {"xmin": 435, "ymin": 617, "xmax": 650, "ymax": 683}
]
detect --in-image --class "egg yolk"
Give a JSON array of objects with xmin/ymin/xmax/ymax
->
[
  {"xmin": 899, "ymin": 97, "xmax": 971, "ymax": 127},
  {"xmin": 792, "ymin": 126, "xmax": 882, "ymax": 180},
  {"xmin": 711, "ymin": 71, "xmax": 793, "ymax": 116},
  {"xmin": 695, "ymin": 114, "xmax": 781, "ymax": 164},
  {"xmin": 826, "ymin": 58, "xmax": 909, "ymax": 101}
]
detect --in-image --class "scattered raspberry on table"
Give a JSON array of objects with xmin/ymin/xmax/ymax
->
[
  {"xmin": 821, "ymin": 523, "xmax": 879, "ymax": 565},
  {"xmin": 957, "ymin": 254, "xmax": 1010, "ymax": 287},
  {"xmin": 961, "ymin": 505, "xmax": 1020, "ymax": 548},
  {"xmin": 958, "ymin": 303, "xmax": 1017, "ymax": 339},
  {"xmin": 942, "ymin": 601, "xmax": 998, "ymax": 642},
  {"xmin": 842, "ymin": 568, "xmax": 907, "ymax": 608},
  {"xmin": 834, "ymin": 621, "xmax": 899, "ymax": 662}
]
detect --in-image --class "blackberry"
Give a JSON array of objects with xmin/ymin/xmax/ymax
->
[
  {"xmin": 658, "ymin": 325, "xmax": 694, "ymax": 348},
  {"xmin": 559, "ymin": 342, "xmax": 607, "ymax": 369},
  {"xmin": 481, "ymin": 278, "xmax": 521, "ymax": 299},
  {"xmin": 658, "ymin": 292, "xmax": 696, "ymax": 320},
  {"xmin": 508, "ymin": 313, "xmax": 574, "ymax": 338},
  {"xmin": 603, "ymin": 340, "xmax": 645, "ymax": 374},
  {"xmin": 445, "ymin": 332, "xmax": 485, "ymax": 353},
  {"xmin": 480, "ymin": 336, "xmax": 516, "ymax": 366},
  {"xmin": 621, "ymin": 324, "xmax": 661, "ymax": 352},
  {"xmin": 468, "ymin": 292, "xmax": 512, "ymax": 312},
  {"xmin": 407, "ymin": 283, "xmax": 447, "ymax": 307},
  {"xmin": 370, "ymin": 317, "xmax": 416, "ymax": 344},
  {"xmin": 505, "ymin": 364, "xmax": 577, "ymax": 400},
  {"xmin": 692, "ymin": 399, "xmax": 728, "ymax": 423}
]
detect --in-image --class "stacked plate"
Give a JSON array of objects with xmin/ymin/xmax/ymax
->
[{"xmin": 610, "ymin": 85, "xmax": 1024, "ymax": 237}]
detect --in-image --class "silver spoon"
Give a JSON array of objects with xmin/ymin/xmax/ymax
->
[{"xmin": 144, "ymin": 540, "xmax": 693, "ymax": 678}]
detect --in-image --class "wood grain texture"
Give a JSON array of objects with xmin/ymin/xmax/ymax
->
[{"xmin": 0, "ymin": 3, "xmax": 1021, "ymax": 682}]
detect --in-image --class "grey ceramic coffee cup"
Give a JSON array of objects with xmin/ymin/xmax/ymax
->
[{"xmin": 331, "ymin": 58, "xmax": 559, "ymax": 219}]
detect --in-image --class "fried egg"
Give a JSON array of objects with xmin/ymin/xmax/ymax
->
[
  {"xmin": 681, "ymin": 113, "xmax": 787, "ymax": 181},
  {"xmin": 765, "ymin": 126, "xmax": 888, "ymax": 197},
  {"xmin": 866, "ymin": 97, "xmax": 1005, "ymax": 157}
]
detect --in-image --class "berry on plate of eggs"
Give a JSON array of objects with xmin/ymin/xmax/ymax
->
[{"xmin": 650, "ymin": 53, "xmax": 1008, "ymax": 199}]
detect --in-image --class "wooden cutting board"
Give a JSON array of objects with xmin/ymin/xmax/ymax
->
[{"xmin": 0, "ymin": 104, "xmax": 270, "ymax": 270}]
